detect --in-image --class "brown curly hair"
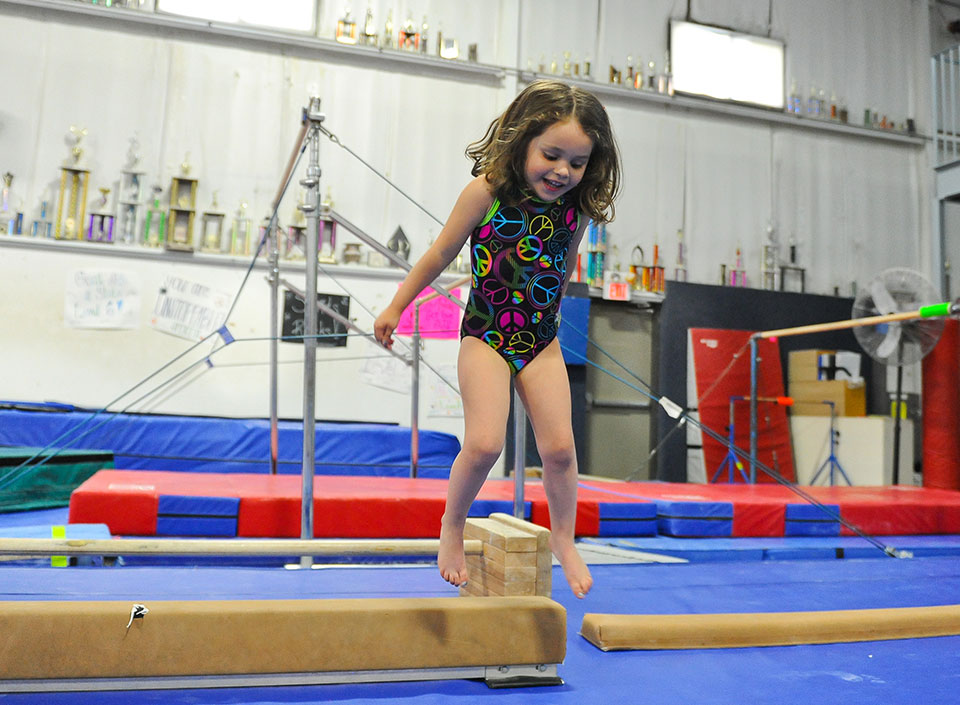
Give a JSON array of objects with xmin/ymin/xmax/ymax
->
[{"xmin": 466, "ymin": 80, "xmax": 621, "ymax": 224}]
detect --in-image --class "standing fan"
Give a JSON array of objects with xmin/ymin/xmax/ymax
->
[{"xmin": 851, "ymin": 268, "xmax": 946, "ymax": 483}]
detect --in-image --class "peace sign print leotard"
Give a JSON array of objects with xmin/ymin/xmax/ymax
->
[{"xmin": 460, "ymin": 195, "xmax": 580, "ymax": 375}]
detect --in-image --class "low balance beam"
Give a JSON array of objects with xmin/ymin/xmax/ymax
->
[
  {"xmin": 581, "ymin": 603, "xmax": 960, "ymax": 651},
  {"xmin": 0, "ymin": 596, "xmax": 566, "ymax": 692},
  {"xmin": 0, "ymin": 537, "xmax": 484, "ymax": 558}
]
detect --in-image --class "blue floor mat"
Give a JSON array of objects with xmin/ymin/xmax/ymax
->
[{"xmin": 2, "ymin": 557, "xmax": 960, "ymax": 704}]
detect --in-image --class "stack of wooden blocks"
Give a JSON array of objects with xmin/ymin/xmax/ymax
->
[{"xmin": 460, "ymin": 512, "xmax": 551, "ymax": 598}]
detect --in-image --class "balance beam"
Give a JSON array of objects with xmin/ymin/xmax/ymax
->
[
  {"xmin": 0, "ymin": 536, "xmax": 483, "ymax": 558},
  {"xmin": 581, "ymin": 603, "xmax": 960, "ymax": 651},
  {"xmin": 0, "ymin": 596, "xmax": 566, "ymax": 692}
]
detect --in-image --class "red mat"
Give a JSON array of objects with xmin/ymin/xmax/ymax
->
[{"xmin": 69, "ymin": 470, "xmax": 960, "ymax": 538}]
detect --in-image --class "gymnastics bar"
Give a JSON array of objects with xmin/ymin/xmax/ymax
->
[
  {"xmin": 0, "ymin": 536, "xmax": 484, "ymax": 558},
  {"xmin": 0, "ymin": 596, "xmax": 566, "ymax": 692},
  {"xmin": 745, "ymin": 299, "xmax": 959, "ymax": 481},
  {"xmin": 581, "ymin": 603, "xmax": 960, "ymax": 651}
]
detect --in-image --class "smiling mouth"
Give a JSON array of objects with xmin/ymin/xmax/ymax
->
[{"xmin": 543, "ymin": 178, "xmax": 565, "ymax": 191}]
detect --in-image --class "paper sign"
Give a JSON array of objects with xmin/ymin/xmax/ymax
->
[
  {"xmin": 64, "ymin": 269, "xmax": 140, "ymax": 329},
  {"xmin": 150, "ymin": 275, "xmax": 231, "ymax": 341},
  {"xmin": 395, "ymin": 287, "xmax": 463, "ymax": 339}
]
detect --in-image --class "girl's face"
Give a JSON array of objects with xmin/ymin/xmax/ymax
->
[{"xmin": 523, "ymin": 118, "xmax": 594, "ymax": 202}]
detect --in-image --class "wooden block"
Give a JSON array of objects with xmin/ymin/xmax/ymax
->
[
  {"xmin": 489, "ymin": 513, "xmax": 552, "ymax": 597},
  {"xmin": 482, "ymin": 543, "xmax": 538, "ymax": 569},
  {"xmin": 464, "ymin": 518, "xmax": 538, "ymax": 553},
  {"xmin": 467, "ymin": 568, "xmax": 536, "ymax": 597},
  {"xmin": 467, "ymin": 554, "xmax": 537, "ymax": 583}
]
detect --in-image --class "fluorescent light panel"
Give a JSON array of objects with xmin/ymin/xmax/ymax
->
[
  {"xmin": 670, "ymin": 20, "xmax": 784, "ymax": 109},
  {"xmin": 157, "ymin": 0, "xmax": 315, "ymax": 33}
]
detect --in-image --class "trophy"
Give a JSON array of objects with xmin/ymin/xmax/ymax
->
[
  {"xmin": 335, "ymin": 7, "xmax": 358, "ymax": 44},
  {"xmin": 283, "ymin": 193, "xmax": 306, "ymax": 260},
  {"xmin": 55, "ymin": 126, "xmax": 91, "ymax": 240},
  {"xmin": 143, "ymin": 184, "xmax": 166, "ymax": 247},
  {"xmin": 0, "ymin": 172, "xmax": 23, "ymax": 235},
  {"xmin": 673, "ymin": 229, "xmax": 687, "ymax": 281},
  {"xmin": 398, "ymin": 13, "xmax": 418, "ymax": 50},
  {"xmin": 359, "ymin": 7, "xmax": 377, "ymax": 46},
  {"xmin": 31, "ymin": 197, "xmax": 53, "ymax": 239},
  {"xmin": 164, "ymin": 154, "xmax": 198, "ymax": 252},
  {"xmin": 760, "ymin": 224, "xmax": 779, "ymax": 290},
  {"xmin": 381, "ymin": 9, "xmax": 393, "ymax": 49},
  {"xmin": 230, "ymin": 200, "xmax": 251, "ymax": 255},
  {"xmin": 420, "ymin": 16, "xmax": 429, "ymax": 54},
  {"xmin": 86, "ymin": 187, "xmax": 115, "ymax": 243},
  {"xmin": 318, "ymin": 188, "xmax": 337, "ymax": 263},
  {"xmin": 117, "ymin": 135, "xmax": 145, "ymax": 245},
  {"xmin": 438, "ymin": 35, "xmax": 459, "ymax": 60},
  {"xmin": 198, "ymin": 191, "xmax": 225, "ymax": 253},
  {"xmin": 387, "ymin": 225, "xmax": 410, "ymax": 263}
]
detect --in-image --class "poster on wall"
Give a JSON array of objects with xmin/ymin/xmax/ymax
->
[
  {"xmin": 150, "ymin": 274, "xmax": 232, "ymax": 341},
  {"xmin": 64, "ymin": 269, "xmax": 141, "ymax": 329}
]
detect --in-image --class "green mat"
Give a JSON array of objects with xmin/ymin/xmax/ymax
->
[{"xmin": 0, "ymin": 447, "xmax": 115, "ymax": 513}]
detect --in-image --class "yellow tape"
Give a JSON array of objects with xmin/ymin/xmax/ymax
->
[{"xmin": 50, "ymin": 526, "xmax": 68, "ymax": 568}]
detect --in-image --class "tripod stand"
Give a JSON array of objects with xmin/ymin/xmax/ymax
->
[
  {"xmin": 711, "ymin": 396, "xmax": 749, "ymax": 483},
  {"xmin": 810, "ymin": 401, "xmax": 853, "ymax": 486}
]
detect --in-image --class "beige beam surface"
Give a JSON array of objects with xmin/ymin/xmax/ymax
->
[
  {"xmin": 1, "ymin": 596, "xmax": 567, "ymax": 680},
  {"xmin": 0, "ymin": 536, "xmax": 483, "ymax": 557},
  {"xmin": 581, "ymin": 603, "xmax": 960, "ymax": 650}
]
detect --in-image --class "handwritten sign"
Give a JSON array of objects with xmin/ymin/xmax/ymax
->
[
  {"xmin": 150, "ymin": 275, "xmax": 231, "ymax": 341},
  {"xmin": 64, "ymin": 269, "xmax": 140, "ymax": 329},
  {"xmin": 395, "ymin": 287, "xmax": 463, "ymax": 339}
]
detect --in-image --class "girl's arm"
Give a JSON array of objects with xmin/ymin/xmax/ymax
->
[
  {"xmin": 373, "ymin": 175, "xmax": 493, "ymax": 348},
  {"xmin": 561, "ymin": 214, "xmax": 589, "ymax": 298}
]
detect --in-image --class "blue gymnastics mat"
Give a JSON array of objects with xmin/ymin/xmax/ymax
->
[{"xmin": 1, "ymin": 556, "xmax": 959, "ymax": 704}]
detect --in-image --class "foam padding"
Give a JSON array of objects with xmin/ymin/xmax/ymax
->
[
  {"xmin": 0, "ymin": 596, "xmax": 566, "ymax": 681},
  {"xmin": 784, "ymin": 503, "xmax": 840, "ymax": 537},
  {"xmin": 156, "ymin": 494, "xmax": 239, "ymax": 537},
  {"xmin": 580, "ymin": 603, "xmax": 960, "ymax": 650},
  {"xmin": 596, "ymin": 502, "xmax": 657, "ymax": 537},
  {"xmin": 656, "ymin": 501, "xmax": 734, "ymax": 537}
]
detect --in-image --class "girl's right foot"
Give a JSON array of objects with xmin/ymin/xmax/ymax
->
[{"xmin": 438, "ymin": 521, "xmax": 469, "ymax": 587}]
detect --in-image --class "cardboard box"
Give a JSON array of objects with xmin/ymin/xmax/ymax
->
[
  {"xmin": 789, "ymin": 379, "xmax": 866, "ymax": 417},
  {"xmin": 788, "ymin": 349, "xmax": 862, "ymax": 383},
  {"xmin": 788, "ymin": 349, "xmax": 834, "ymax": 383}
]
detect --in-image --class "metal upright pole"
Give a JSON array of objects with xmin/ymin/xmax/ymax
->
[
  {"xmin": 410, "ymin": 305, "xmax": 421, "ymax": 478},
  {"xmin": 299, "ymin": 98, "xmax": 324, "ymax": 568},
  {"xmin": 267, "ymin": 219, "xmax": 280, "ymax": 475},
  {"xmin": 512, "ymin": 387, "xmax": 526, "ymax": 519},
  {"xmin": 748, "ymin": 336, "xmax": 759, "ymax": 484}
]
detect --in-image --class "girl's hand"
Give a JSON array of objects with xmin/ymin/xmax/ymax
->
[{"xmin": 373, "ymin": 307, "xmax": 401, "ymax": 349}]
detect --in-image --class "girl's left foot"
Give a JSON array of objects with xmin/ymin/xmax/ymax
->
[{"xmin": 550, "ymin": 535, "xmax": 592, "ymax": 598}]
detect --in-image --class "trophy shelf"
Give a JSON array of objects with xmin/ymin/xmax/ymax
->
[
  {"xmin": 0, "ymin": 0, "xmax": 504, "ymax": 84},
  {"xmin": 518, "ymin": 71, "xmax": 927, "ymax": 148},
  {"xmin": 0, "ymin": 232, "xmax": 432, "ymax": 282}
]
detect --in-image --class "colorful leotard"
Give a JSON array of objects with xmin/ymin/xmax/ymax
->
[{"xmin": 460, "ymin": 195, "xmax": 581, "ymax": 375}]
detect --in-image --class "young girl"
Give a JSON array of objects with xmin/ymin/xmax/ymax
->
[{"xmin": 373, "ymin": 80, "xmax": 620, "ymax": 598}]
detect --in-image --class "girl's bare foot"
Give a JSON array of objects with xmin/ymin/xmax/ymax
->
[
  {"xmin": 550, "ymin": 535, "xmax": 592, "ymax": 598},
  {"xmin": 437, "ymin": 520, "xmax": 469, "ymax": 587}
]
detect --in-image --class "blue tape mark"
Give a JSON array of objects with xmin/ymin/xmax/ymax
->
[{"xmin": 218, "ymin": 326, "xmax": 235, "ymax": 345}]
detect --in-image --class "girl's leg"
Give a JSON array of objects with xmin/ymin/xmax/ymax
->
[
  {"xmin": 438, "ymin": 336, "xmax": 512, "ymax": 587},
  {"xmin": 514, "ymin": 338, "xmax": 592, "ymax": 598}
]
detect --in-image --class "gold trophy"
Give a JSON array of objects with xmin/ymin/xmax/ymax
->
[
  {"xmin": 55, "ymin": 126, "xmax": 90, "ymax": 240},
  {"xmin": 199, "ymin": 190, "xmax": 225, "ymax": 253},
  {"xmin": 165, "ymin": 154, "xmax": 198, "ymax": 252}
]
